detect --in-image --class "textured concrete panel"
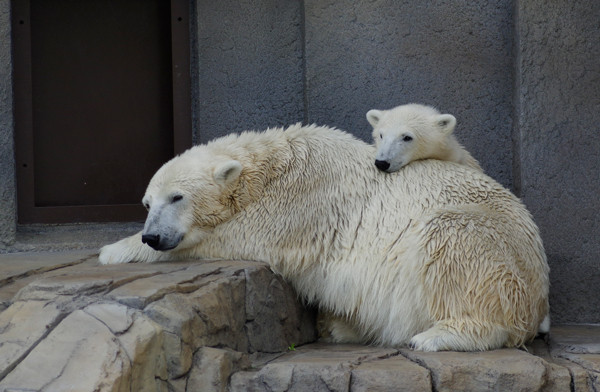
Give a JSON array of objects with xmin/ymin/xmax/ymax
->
[
  {"xmin": 516, "ymin": 1, "xmax": 600, "ymax": 323},
  {"xmin": 193, "ymin": 0, "xmax": 304, "ymax": 144},
  {"xmin": 0, "ymin": 0, "xmax": 16, "ymax": 246},
  {"xmin": 304, "ymin": 0, "xmax": 515, "ymax": 188}
]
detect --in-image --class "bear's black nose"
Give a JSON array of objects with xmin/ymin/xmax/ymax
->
[
  {"xmin": 141, "ymin": 234, "xmax": 160, "ymax": 250},
  {"xmin": 375, "ymin": 160, "xmax": 390, "ymax": 171}
]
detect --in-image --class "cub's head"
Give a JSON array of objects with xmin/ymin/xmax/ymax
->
[
  {"xmin": 367, "ymin": 103, "xmax": 456, "ymax": 172},
  {"xmin": 140, "ymin": 147, "xmax": 243, "ymax": 252}
]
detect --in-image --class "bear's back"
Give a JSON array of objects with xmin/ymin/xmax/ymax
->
[{"xmin": 384, "ymin": 159, "xmax": 520, "ymax": 213}]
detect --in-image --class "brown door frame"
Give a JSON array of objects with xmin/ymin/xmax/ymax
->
[{"xmin": 12, "ymin": 0, "xmax": 192, "ymax": 224}]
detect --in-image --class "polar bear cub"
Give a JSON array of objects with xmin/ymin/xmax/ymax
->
[{"xmin": 367, "ymin": 103, "xmax": 483, "ymax": 173}]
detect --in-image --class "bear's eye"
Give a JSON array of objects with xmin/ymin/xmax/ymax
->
[
  {"xmin": 402, "ymin": 135, "xmax": 413, "ymax": 142},
  {"xmin": 171, "ymin": 194, "xmax": 183, "ymax": 203},
  {"xmin": 143, "ymin": 202, "xmax": 150, "ymax": 210},
  {"xmin": 379, "ymin": 133, "xmax": 383, "ymax": 139}
]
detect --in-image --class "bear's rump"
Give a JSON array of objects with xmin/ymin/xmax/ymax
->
[{"xmin": 415, "ymin": 205, "xmax": 546, "ymax": 341}]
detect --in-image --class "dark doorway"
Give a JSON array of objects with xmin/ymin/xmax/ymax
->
[{"xmin": 12, "ymin": 0, "xmax": 191, "ymax": 223}]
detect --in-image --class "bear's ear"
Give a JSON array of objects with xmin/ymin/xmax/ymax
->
[
  {"xmin": 214, "ymin": 160, "xmax": 242, "ymax": 185},
  {"xmin": 436, "ymin": 114, "xmax": 457, "ymax": 135},
  {"xmin": 366, "ymin": 110, "xmax": 383, "ymax": 127}
]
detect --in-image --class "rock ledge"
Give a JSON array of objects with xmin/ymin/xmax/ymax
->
[{"xmin": 0, "ymin": 251, "xmax": 598, "ymax": 391}]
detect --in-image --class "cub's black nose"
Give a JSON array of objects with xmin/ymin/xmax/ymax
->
[
  {"xmin": 375, "ymin": 159, "xmax": 390, "ymax": 171},
  {"xmin": 141, "ymin": 234, "xmax": 160, "ymax": 250}
]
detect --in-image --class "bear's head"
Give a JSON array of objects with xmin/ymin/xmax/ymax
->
[
  {"xmin": 367, "ymin": 103, "xmax": 456, "ymax": 172},
  {"xmin": 140, "ymin": 147, "xmax": 243, "ymax": 252}
]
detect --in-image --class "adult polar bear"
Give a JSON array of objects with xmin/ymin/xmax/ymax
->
[{"xmin": 100, "ymin": 124, "xmax": 549, "ymax": 352}]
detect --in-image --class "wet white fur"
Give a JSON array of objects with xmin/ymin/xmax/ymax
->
[{"xmin": 100, "ymin": 124, "xmax": 549, "ymax": 351}]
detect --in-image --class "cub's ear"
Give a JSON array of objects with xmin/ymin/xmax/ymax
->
[
  {"xmin": 436, "ymin": 114, "xmax": 457, "ymax": 135},
  {"xmin": 366, "ymin": 109, "xmax": 383, "ymax": 127},
  {"xmin": 214, "ymin": 160, "xmax": 242, "ymax": 185}
]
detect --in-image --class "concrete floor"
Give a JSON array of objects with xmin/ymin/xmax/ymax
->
[{"xmin": 0, "ymin": 222, "xmax": 143, "ymax": 254}]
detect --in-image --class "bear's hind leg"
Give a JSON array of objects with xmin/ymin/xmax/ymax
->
[
  {"xmin": 317, "ymin": 311, "xmax": 365, "ymax": 344},
  {"xmin": 408, "ymin": 319, "xmax": 509, "ymax": 352}
]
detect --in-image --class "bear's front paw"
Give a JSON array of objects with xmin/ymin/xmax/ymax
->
[
  {"xmin": 98, "ymin": 242, "xmax": 134, "ymax": 265},
  {"xmin": 409, "ymin": 328, "xmax": 448, "ymax": 352}
]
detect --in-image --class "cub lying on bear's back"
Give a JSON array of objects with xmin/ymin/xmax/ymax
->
[{"xmin": 367, "ymin": 103, "xmax": 483, "ymax": 173}]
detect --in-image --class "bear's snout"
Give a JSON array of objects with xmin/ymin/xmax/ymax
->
[
  {"xmin": 375, "ymin": 160, "xmax": 391, "ymax": 171},
  {"xmin": 141, "ymin": 234, "xmax": 161, "ymax": 250}
]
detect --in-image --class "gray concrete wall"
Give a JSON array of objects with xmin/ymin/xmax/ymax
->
[
  {"xmin": 192, "ymin": 0, "xmax": 305, "ymax": 144},
  {"xmin": 304, "ymin": 0, "xmax": 516, "ymax": 188},
  {"xmin": 516, "ymin": 1, "xmax": 600, "ymax": 323},
  {"xmin": 0, "ymin": 0, "xmax": 16, "ymax": 247}
]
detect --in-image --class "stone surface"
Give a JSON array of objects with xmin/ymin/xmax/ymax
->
[
  {"xmin": 187, "ymin": 347, "xmax": 250, "ymax": 392},
  {"xmin": 527, "ymin": 338, "xmax": 582, "ymax": 392},
  {"xmin": 350, "ymin": 355, "xmax": 431, "ymax": 392},
  {"xmin": 84, "ymin": 302, "xmax": 135, "ymax": 334},
  {"xmin": 14, "ymin": 267, "xmax": 154, "ymax": 302},
  {"xmin": 0, "ymin": 309, "xmax": 131, "ymax": 392},
  {"xmin": 402, "ymin": 348, "xmax": 570, "ymax": 392},
  {"xmin": 230, "ymin": 344, "xmax": 400, "ymax": 392},
  {"xmin": 0, "ymin": 251, "xmax": 95, "ymax": 310},
  {"xmin": 1, "ymin": 252, "xmax": 600, "ymax": 391},
  {"xmin": 106, "ymin": 261, "xmax": 228, "ymax": 308},
  {"xmin": 0, "ymin": 252, "xmax": 316, "ymax": 391},
  {"xmin": 0, "ymin": 250, "xmax": 93, "ymax": 284},
  {"xmin": 548, "ymin": 329, "xmax": 600, "ymax": 392},
  {"xmin": 547, "ymin": 358, "xmax": 593, "ymax": 392},
  {"xmin": 549, "ymin": 324, "xmax": 600, "ymax": 354},
  {"xmin": 0, "ymin": 300, "xmax": 63, "ymax": 380},
  {"xmin": 114, "ymin": 310, "xmax": 167, "ymax": 392},
  {"xmin": 244, "ymin": 265, "xmax": 317, "ymax": 353}
]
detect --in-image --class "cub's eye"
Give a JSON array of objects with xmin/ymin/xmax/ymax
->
[
  {"xmin": 171, "ymin": 194, "xmax": 183, "ymax": 203},
  {"xmin": 379, "ymin": 133, "xmax": 383, "ymax": 139},
  {"xmin": 143, "ymin": 203, "xmax": 150, "ymax": 210},
  {"xmin": 402, "ymin": 135, "xmax": 413, "ymax": 142}
]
